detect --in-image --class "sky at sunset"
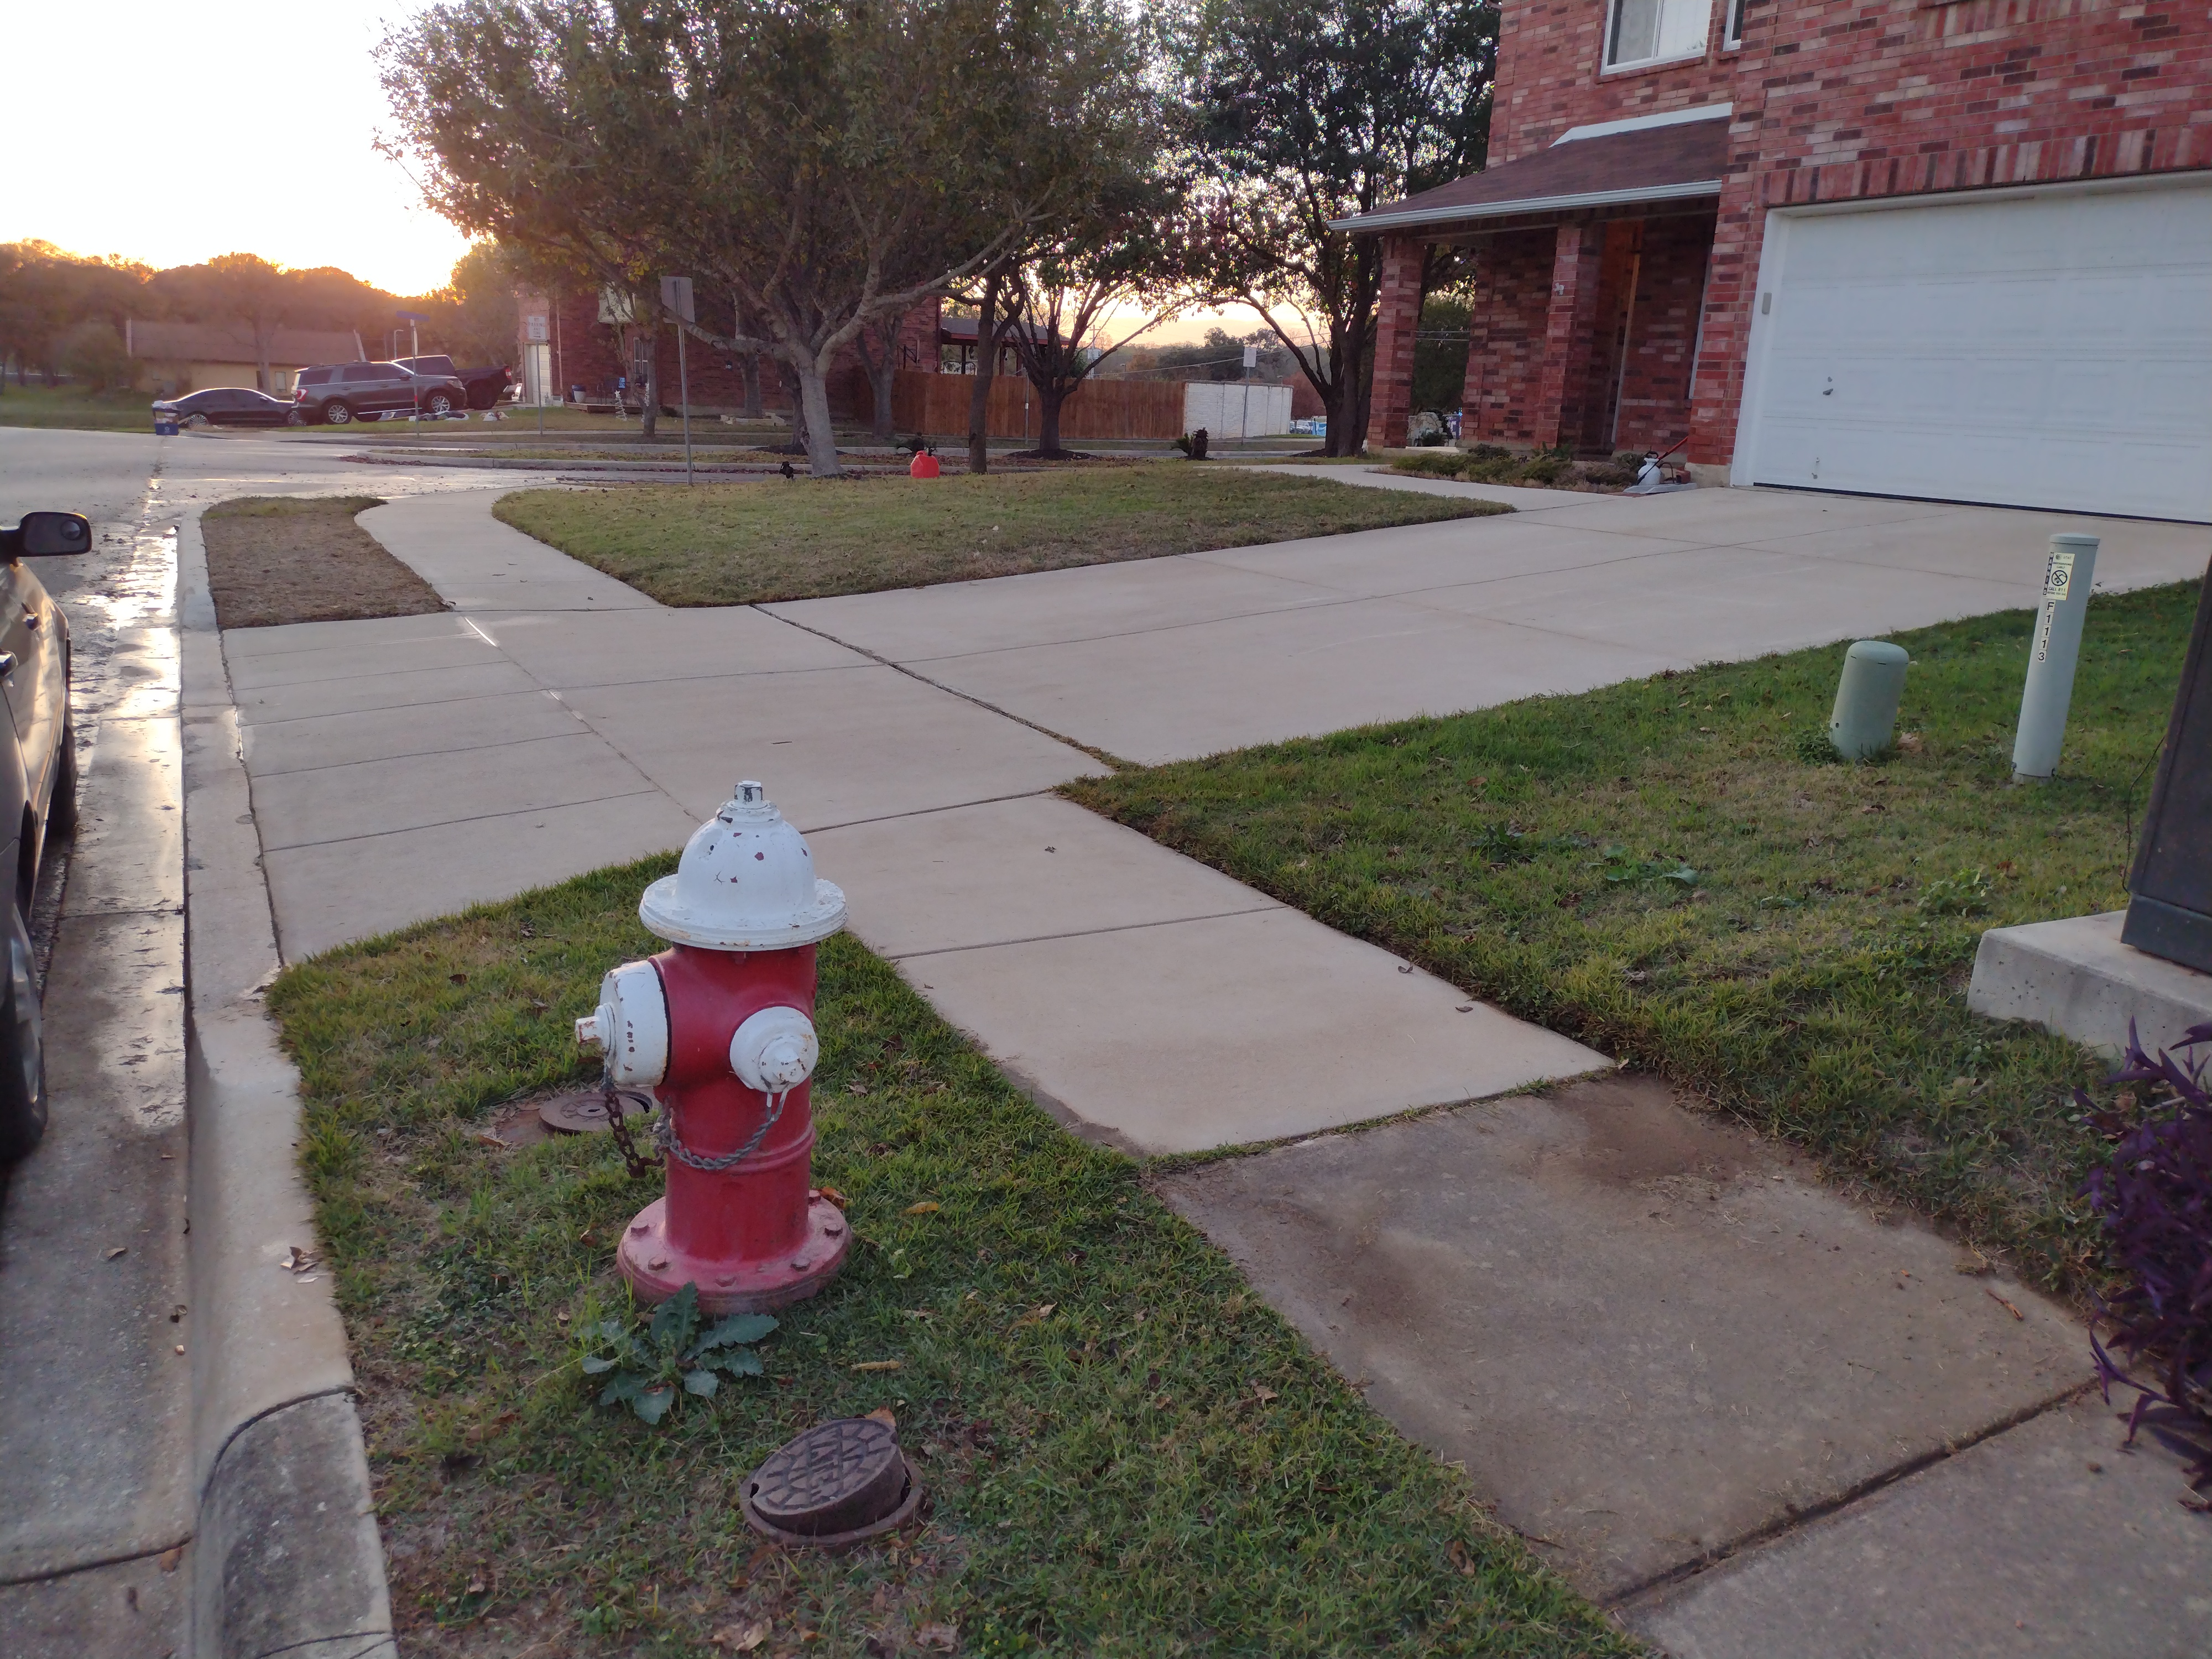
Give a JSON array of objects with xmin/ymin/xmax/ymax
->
[{"xmin": 6, "ymin": 1, "xmax": 1247, "ymax": 341}]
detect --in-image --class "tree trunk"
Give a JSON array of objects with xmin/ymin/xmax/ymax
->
[
  {"xmin": 966, "ymin": 275, "xmax": 999, "ymax": 475},
  {"xmin": 858, "ymin": 311, "xmax": 901, "ymax": 443},
  {"xmin": 1037, "ymin": 381, "xmax": 1070, "ymax": 457},
  {"xmin": 796, "ymin": 358, "xmax": 841, "ymax": 476},
  {"xmin": 254, "ymin": 323, "xmax": 273, "ymax": 395},
  {"xmin": 780, "ymin": 361, "xmax": 810, "ymax": 454},
  {"xmin": 639, "ymin": 330, "xmax": 660, "ymax": 439},
  {"xmin": 741, "ymin": 351, "xmax": 762, "ymax": 418}
]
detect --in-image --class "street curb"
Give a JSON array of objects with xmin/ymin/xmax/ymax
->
[{"xmin": 176, "ymin": 507, "xmax": 397, "ymax": 1659}]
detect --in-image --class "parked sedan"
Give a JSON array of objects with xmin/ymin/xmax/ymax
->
[
  {"xmin": 291, "ymin": 361, "xmax": 471, "ymax": 425},
  {"xmin": 0, "ymin": 511, "xmax": 85, "ymax": 1161},
  {"xmin": 150, "ymin": 387, "xmax": 299, "ymax": 429}
]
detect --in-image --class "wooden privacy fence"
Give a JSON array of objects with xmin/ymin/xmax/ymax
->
[{"xmin": 890, "ymin": 370, "xmax": 1186, "ymax": 442}]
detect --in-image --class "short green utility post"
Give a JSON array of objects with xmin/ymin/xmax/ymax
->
[
  {"xmin": 2011, "ymin": 533, "xmax": 2100, "ymax": 781},
  {"xmin": 1829, "ymin": 640, "xmax": 1910, "ymax": 759}
]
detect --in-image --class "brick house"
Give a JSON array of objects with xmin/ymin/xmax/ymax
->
[{"xmin": 1344, "ymin": 0, "xmax": 2212, "ymax": 520}]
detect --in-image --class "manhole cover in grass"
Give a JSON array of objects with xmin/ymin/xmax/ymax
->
[
  {"xmin": 539, "ymin": 1088, "xmax": 650, "ymax": 1135},
  {"xmin": 742, "ymin": 1417, "xmax": 921, "ymax": 1546}
]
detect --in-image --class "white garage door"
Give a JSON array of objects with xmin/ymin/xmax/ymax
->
[{"xmin": 1738, "ymin": 179, "xmax": 2212, "ymax": 522}]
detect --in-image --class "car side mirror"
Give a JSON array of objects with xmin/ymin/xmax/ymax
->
[{"xmin": 6, "ymin": 513, "xmax": 93, "ymax": 559}]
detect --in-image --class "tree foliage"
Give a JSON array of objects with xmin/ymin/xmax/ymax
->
[
  {"xmin": 382, "ymin": 0, "xmax": 1150, "ymax": 473},
  {"xmin": 1173, "ymin": 0, "xmax": 1496, "ymax": 452}
]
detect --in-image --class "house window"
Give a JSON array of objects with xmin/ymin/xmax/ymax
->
[
  {"xmin": 1606, "ymin": 0, "xmax": 1713, "ymax": 68},
  {"xmin": 1723, "ymin": 0, "xmax": 1745, "ymax": 48}
]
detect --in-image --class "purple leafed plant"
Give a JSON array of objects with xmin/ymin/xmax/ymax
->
[{"xmin": 2080, "ymin": 1020, "xmax": 2212, "ymax": 1491}]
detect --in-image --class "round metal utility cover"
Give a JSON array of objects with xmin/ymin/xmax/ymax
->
[
  {"xmin": 742, "ymin": 1417, "xmax": 914, "ymax": 1542},
  {"xmin": 538, "ymin": 1089, "xmax": 649, "ymax": 1135}
]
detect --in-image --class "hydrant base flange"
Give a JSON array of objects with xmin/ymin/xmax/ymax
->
[{"xmin": 617, "ymin": 1194, "xmax": 850, "ymax": 1314}]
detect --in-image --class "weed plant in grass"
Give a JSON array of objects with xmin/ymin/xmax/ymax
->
[
  {"xmin": 267, "ymin": 862, "xmax": 1624, "ymax": 1658},
  {"xmin": 1068, "ymin": 586, "xmax": 2201, "ymax": 1297},
  {"xmin": 492, "ymin": 467, "xmax": 1508, "ymax": 606}
]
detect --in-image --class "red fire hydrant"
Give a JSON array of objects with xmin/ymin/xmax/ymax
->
[{"xmin": 576, "ymin": 781, "xmax": 849, "ymax": 1313}]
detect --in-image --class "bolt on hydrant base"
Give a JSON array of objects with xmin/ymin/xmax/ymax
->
[{"xmin": 619, "ymin": 1191, "xmax": 851, "ymax": 1313}]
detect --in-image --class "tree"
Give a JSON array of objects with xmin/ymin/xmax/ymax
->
[
  {"xmin": 1174, "ymin": 0, "xmax": 1495, "ymax": 453},
  {"xmin": 193, "ymin": 253, "xmax": 296, "ymax": 392},
  {"xmin": 58, "ymin": 322, "xmax": 136, "ymax": 392},
  {"xmin": 382, "ymin": 0, "xmax": 1140, "ymax": 475},
  {"xmin": 1003, "ymin": 195, "xmax": 1183, "ymax": 457}
]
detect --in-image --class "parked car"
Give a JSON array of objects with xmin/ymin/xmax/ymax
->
[
  {"xmin": 291, "ymin": 361, "xmax": 471, "ymax": 425},
  {"xmin": 149, "ymin": 387, "xmax": 299, "ymax": 430},
  {"xmin": 0, "ymin": 512, "xmax": 86, "ymax": 1161},
  {"xmin": 393, "ymin": 355, "xmax": 514, "ymax": 410}
]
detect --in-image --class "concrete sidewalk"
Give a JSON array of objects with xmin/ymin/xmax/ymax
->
[{"xmin": 223, "ymin": 482, "xmax": 2211, "ymax": 1653}]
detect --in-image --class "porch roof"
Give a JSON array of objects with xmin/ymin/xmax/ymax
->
[{"xmin": 1329, "ymin": 118, "xmax": 1728, "ymax": 235}]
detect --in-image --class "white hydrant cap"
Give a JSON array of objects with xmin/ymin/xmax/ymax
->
[{"xmin": 639, "ymin": 781, "xmax": 846, "ymax": 951}]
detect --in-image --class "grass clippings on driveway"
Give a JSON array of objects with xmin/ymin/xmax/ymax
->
[
  {"xmin": 203, "ymin": 495, "xmax": 446, "ymax": 628},
  {"xmin": 267, "ymin": 862, "xmax": 1627, "ymax": 1659},
  {"xmin": 492, "ymin": 466, "xmax": 1510, "ymax": 606},
  {"xmin": 1068, "ymin": 585, "xmax": 2201, "ymax": 1299}
]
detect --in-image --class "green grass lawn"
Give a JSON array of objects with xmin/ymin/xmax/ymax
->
[
  {"xmin": 492, "ymin": 467, "xmax": 1510, "ymax": 606},
  {"xmin": 268, "ymin": 865, "xmax": 1627, "ymax": 1658},
  {"xmin": 1068, "ymin": 586, "xmax": 2200, "ymax": 1298},
  {"xmin": 0, "ymin": 383, "xmax": 153, "ymax": 431}
]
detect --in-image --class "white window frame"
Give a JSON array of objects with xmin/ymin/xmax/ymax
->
[
  {"xmin": 1603, "ymin": 0, "xmax": 1715, "ymax": 71},
  {"xmin": 1723, "ymin": 0, "xmax": 1746, "ymax": 49}
]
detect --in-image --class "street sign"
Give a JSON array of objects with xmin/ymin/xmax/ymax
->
[{"xmin": 660, "ymin": 275, "xmax": 696, "ymax": 324}]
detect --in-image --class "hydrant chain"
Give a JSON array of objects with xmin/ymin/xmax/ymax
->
[{"xmin": 655, "ymin": 1088, "xmax": 791, "ymax": 1172}]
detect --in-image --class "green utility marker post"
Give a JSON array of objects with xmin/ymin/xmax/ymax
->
[
  {"xmin": 2012, "ymin": 533, "xmax": 2101, "ymax": 781},
  {"xmin": 1829, "ymin": 639, "xmax": 1910, "ymax": 759}
]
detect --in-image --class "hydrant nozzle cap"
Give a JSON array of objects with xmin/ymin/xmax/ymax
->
[{"xmin": 639, "ymin": 781, "xmax": 846, "ymax": 951}]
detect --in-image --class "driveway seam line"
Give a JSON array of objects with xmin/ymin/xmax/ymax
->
[
  {"xmin": 1600, "ymin": 1375, "xmax": 2097, "ymax": 1612},
  {"xmin": 0, "ymin": 1531, "xmax": 196, "ymax": 1590},
  {"xmin": 801, "ymin": 789, "xmax": 1059, "ymax": 834}
]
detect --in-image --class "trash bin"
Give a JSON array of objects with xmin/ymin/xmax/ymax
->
[{"xmin": 153, "ymin": 416, "xmax": 179, "ymax": 436}]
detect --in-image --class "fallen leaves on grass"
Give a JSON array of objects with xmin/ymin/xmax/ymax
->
[{"xmin": 712, "ymin": 1617, "xmax": 771, "ymax": 1651}]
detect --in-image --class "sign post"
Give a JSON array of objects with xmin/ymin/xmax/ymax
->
[
  {"xmin": 661, "ymin": 275, "xmax": 696, "ymax": 486},
  {"xmin": 397, "ymin": 308, "xmax": 430, "ymax": 432}
]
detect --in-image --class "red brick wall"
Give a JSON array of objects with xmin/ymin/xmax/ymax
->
[
  {"xmin": 1489, "ymin": 0, "xmax": 2212, "ymax": 466},
  {"xmin": 1612, "ymin": 210, "xmax": 1712, "ymax": 453},
  {"xmin": 1462, "ymin": 228, "xmax": 1556, "ymax": 445},
  {"xmin": 1371, "ymin": 236, "xmax": 1427, "ymax": 446}
]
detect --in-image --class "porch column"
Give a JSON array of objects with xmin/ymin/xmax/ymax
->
[
  {"xmin": 1370, "ymin": 235, "xmax": 1424, "ymax": 449},
  {"xmin": 1534, "ymin": 222, "xmax": 1606, "ymax": 450}
]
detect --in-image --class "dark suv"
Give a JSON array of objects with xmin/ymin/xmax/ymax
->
[
  {"xmin": 393, "ymin": 355, "xmax": 513, "ymax": 410},
  {"xmin": 293, "ymin": 361, "xmax": 469, "ymax": 425}
]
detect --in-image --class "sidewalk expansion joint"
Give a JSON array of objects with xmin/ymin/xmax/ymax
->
[
  {"xmin": 887, "ymin": 904, "xmax": 1283, "ymax": 961},
  {"xmin": 257, "ymin": 787, "xmax": 673, "ymax": 854},
  {"xmin": 248, "ymin": 724, "xmax": 602, "ymax": 781},
  {"xmin": 800, "ymin": 788, "xmax": 1058, "ymax": 835},
  {"xmin": 197, "ymin": 1384, "xmax": 364, "ymax": 1510},
  {"xmin": 762, "ymin": 608, "xmax": 1130, "ymax": 770},
  {"xmin": 1600, "ymin": 1375, "xmax": 2097, "ymax": 1613}
]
